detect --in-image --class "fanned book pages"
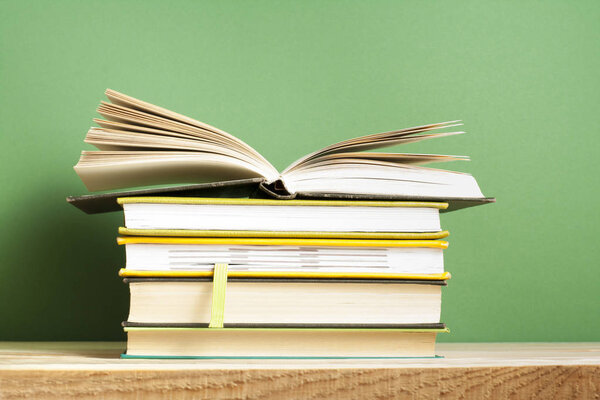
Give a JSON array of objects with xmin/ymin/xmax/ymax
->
[{"xmin": 73, "ymin": 89, "xmax": 489, "ymax": 200}]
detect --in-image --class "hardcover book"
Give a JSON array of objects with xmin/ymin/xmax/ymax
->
[
  {"xmin": 117, "ymin": 237, "xmax": 449, "ymax": 277},
  {"xmin": 117, "ymin": 197, "xmax": 450, "ymax": 239},
  {"xmin": 124, "ymin": 277, "xmax": 446, "ymax": 325},
  {"xmin": 122, "ymin": 326, "xmax": 447, "ymax": 358}
]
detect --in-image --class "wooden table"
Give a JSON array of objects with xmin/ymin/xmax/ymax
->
[{"xmin": 0, "ymin": 342, "xmax": 598, "ymax": 399}]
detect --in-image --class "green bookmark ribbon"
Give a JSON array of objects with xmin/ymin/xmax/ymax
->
[{"xmin": 208, "ymin": 263, "xmax": 228, "ymax": 328}]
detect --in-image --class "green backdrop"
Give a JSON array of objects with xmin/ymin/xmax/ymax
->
[{"xmin": 1, "ymin": 0, "xmax": 598, "ymax": 342}]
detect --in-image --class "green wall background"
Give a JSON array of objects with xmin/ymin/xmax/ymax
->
[{"xmin": 1, "ymin": 0, "xmax": 598, "ymax": 342}]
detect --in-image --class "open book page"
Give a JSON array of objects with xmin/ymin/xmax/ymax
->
[
  {"xmin": 75, "ymin": 90, "xmax": 280, "ymax": 191},
  {"xmin": 282, "ymin": 161, "xmax": 484, "ymax": 198},
  {"xmin": 75, "ymin": 151, "xmax": 265, "ymax": 192},
  {"xmin": 74, "ymin": 90, "xmax": 484, "ymax": 198},
  {"xmin": 281, "ymin": 121, "xmax": 464, "ymax": 173},
  {"xmin": 105, "ymin": 89, "xmax": 228, "ymax": 136},
  {"xmin": 94, "ymin": 119, "xmax": 208, "ymax": 139},
  {"xmin": 293, "ymin": 152, "xmax": 469, "ymax": 167},
  {"xmin": 84, "ymin": 128, "xmax": 268, "ymax": 168},
  {"xmin": 276, "ymin": 121, "xmax": 483, "ymax": 198},
  {"xmin": 97, "ymin": 96, "xmax": 274, "ymax": 169}
]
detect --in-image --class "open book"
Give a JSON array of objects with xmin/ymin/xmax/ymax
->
[{"xmin": 74, "ymin": 89, "xmax": 486, "ymax": 200}]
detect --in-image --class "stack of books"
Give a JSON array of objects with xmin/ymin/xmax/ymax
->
[
  {"xmin": 117, "ymin": 197, "xmax": 451, "ymax": 358},
  {"xmin": 68, "ymin": 90, "xmax": 493, "ymax": 358}
]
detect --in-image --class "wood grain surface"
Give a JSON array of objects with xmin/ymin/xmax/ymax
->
[{"xmin": 0, "ymin": 342, "xmax": 598, "ymax": 399}]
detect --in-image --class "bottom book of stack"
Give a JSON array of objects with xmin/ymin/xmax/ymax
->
[{"xmin": 120, "ymin": 276, "xmax": 448, "ymax": 358}]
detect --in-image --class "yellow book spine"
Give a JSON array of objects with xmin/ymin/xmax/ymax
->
[
  {"xmin": 117, "ymin": 197, "xmax": 449, "ymax": 209},
  {"xmin": 123, "ymin": 327, "xmax": 450, "ymax": 333},
  {"xmin": 119, "ymin": 269, "xmax": 451, "ymax": 280},
  {"xmin": 118, "ymin": 227, "xmax": 450, "ymax": 240},
  {"xmin": 116, "ymin": 236, "xmax": 449, "ymax": 248}
]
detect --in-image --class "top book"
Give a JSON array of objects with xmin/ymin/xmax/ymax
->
[{"xmin": 74, "ymin": 89, "xmax": 487, "ymax": 200}]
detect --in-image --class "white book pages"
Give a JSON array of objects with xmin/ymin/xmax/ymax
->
[
  {"xmin": 127, "ymin": 281, "xmax": 442, "ymax": 324},
  {"xmin": 124, "ymin": 244, "xmax": 444, "ymax": 274},
  {"xmin": 122, "ymin": 203, "xmax": 442, "ymax": 232},
  {"xmin": 282, "ymin": 163, "xmax": 484, "ymax": 198}
]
